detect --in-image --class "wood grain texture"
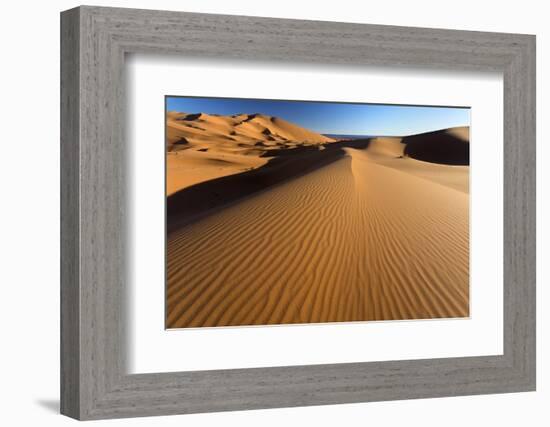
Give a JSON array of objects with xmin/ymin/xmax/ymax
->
[
  {"xmin": 60, "ymin": 5, "xmax": 536, "ymax": 420},
  {"xmin": 60, "ymin": 7, "xmax": 80, "ymax": 419}
]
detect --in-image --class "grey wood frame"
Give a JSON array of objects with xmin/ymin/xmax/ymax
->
[{"xmin": 60, "ymin": 5, "xmax": 536, "ymax": 420}]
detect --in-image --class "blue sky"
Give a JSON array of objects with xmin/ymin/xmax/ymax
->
[{"xmin": 166, "ymin": 96, "xmax": 470, "ymax": 136}]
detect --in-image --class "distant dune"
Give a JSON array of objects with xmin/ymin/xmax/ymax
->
[
  {"xmin": 403, "ymin": 126, "xmax": 469, "ymax": 165},
  {"xmin": 364, "ymin": 136, "xmax": 469, "ymax": 193},
  {"xmin": 166, "ymin": 114, "xmax": 470, "ymax": 328},
  {"xmin": 166, "ymin": 112, "xmax": 334, "ymax": 195}
]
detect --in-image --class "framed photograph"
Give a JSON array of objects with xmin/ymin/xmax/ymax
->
[{"xmin": 61, "ymin": 6, "xmax": 536, "ymax": 420}]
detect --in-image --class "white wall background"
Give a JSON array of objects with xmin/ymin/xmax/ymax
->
[{"xmin": 0, "ymin": 0, "xmax": 546, "ymax": 425}]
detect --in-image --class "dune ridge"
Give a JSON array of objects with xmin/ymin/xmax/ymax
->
[{"xmin": 166, "ymin": 121, "xmax": 470, "ymax": 328}]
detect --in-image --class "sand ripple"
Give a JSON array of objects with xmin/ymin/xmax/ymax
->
[{"xmin": 166, "ymin": 147, "xmax": 469, "ymax": 328}]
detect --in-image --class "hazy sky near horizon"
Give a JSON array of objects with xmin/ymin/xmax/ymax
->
[{"xmin": 166, "ymin": 96, "xmax": 470, "ymax": 136}]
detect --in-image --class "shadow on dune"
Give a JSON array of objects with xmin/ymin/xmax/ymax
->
[
  {"xmin": 166, "ymin": 128, "xmax": 469, "ymax": 233},
  {"xmin": 167, "ymin": 136, "xmax": 189, "ymax": 152},
  {"xmin": 403, "ymin": 130, "xmax": 469, "ymax": 165},
  {"xmin": 167, "ymin": 138, "xmax": 370, "ymax": 233}
]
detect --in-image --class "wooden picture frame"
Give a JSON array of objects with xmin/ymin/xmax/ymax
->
[{"xmin": 60, "ymin": 5, "xmax": 536, "ymax": 420}]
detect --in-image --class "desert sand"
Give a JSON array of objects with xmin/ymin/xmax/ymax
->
[
  {"xmin": 166, "ymin": 112, "xmax": 334, "ymax": 195},
  {"xmin": 166, "ymin": 113, "xmax": 469, "ymax": 328}
]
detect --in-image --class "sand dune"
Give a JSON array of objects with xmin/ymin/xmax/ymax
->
[
  {"xmin": 167, "ymin": 138, "xmax": 370, "ymax": 229},
  {"xmin": 166, "ymin": 112, "xmax": 334, "ymax": 195},
  {"xmin": 365, "ymin": 136, "xmax": 469, "ymax": 193},
  {"xmin": 167, "ymin": 111, "xmax": 334, "ymax": 147},
  {"xmin": 403, "ymin": 126, "xmax": 469, "ymax": 165},
  {"xmin": 166, "ymin": 150, "xmax": 267, "ymax": 196},
  {"xmin": 166, "ymin": 121, "xmax": 470, "ymax": 328}
]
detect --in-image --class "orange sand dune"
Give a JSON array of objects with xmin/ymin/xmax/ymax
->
[
  {"xmin": 166, "ymin": 112, "xmax": 334, "ymax": 195},
  {"xmin": 366, "ymin": 136, "xmax": 469, "ymax": 193},
  {"xmin": 166, "ymin": 124, "xmax": 469, "ymax": 328}
]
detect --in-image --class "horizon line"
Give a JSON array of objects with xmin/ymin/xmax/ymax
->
[{"xmin": 166, "ymin": 109, "xmax": 469, "ymax": 138}]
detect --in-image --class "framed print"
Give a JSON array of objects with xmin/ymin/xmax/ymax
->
[{"xmin": 60, "ymin": 6, "xmax": 536, "ymax": 420}]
